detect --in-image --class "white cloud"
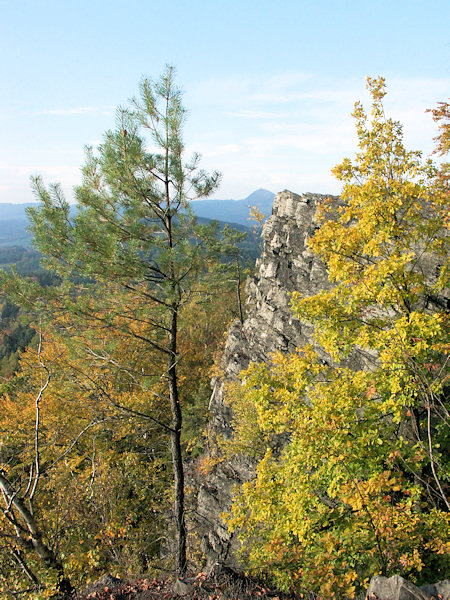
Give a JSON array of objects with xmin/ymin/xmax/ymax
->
[
  {"xmin": 242, "ymin": 128, "xmax": 355, "ymax": 156},
  {"xmin": 3, "ymin": 73, "xmax": 449, "ymax": 203},
  {"xmin": 202, "ymin": 143, "xmax": 242, "ymax": 157},
  {"xmin": 186, "ymin": 73, "xmax": 450, "ymax": 197},
  {"xmin": 0, "ymin": 162, "xmax": 80, "ymax": 204}
]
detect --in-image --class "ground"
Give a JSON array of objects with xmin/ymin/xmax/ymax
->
[{"xmin": 74, "ymin": 570, "xmax": 308, "ymax": 600}]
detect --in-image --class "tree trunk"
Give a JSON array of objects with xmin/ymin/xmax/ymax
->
[
  {"xmin": 168, "ymin": 307, "xmax": 187, "ymax": 578},
  {"xmin": 0, "ymin": 471, "xmax": 72, "ymax": 594}
]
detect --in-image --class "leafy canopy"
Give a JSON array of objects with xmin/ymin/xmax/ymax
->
[{"xmin": 227, "ymin": 78, "xmax": 449, "ymax": 599}]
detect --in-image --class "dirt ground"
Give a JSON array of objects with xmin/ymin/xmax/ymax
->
[{"xmin": 74, "ymin": 570, "xmax": 308, "ymax": 600}]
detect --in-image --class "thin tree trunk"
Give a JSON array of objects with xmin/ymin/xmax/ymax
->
[
  {"xmin": 168, "ymin": 307, "xmax": 187, "ymax": 578},
  {"xmin": 164, "ymin": 166, "xmax": 187, "ymax": 578},
  {"xmin": 0, "ymin": 471, "xmax": 72, "ymax": 594},
  {"xmin": 11, "ymin": 549, "xmax": 39, "ymax": 586}
]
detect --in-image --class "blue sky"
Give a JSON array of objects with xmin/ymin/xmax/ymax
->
[{"xmin": 1, "ymin": 0, "xmax": 449, "ymax": 204}]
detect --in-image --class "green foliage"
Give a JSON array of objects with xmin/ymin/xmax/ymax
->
[
  {"xmin": 213, "ymin": 224, "xmax": 250, "ymax": 323},
  {"xmin": 0, "ymin": 66, "xmax": 224, "ymax": 593},
  {"xmin": 0, "ymin": 246, "xmax": 27, "ymax": 266},
  {"xmin": 0, "ymin": 247, "xmax": 43, "ymax": 275},
  {"xmin": 227, "ymin": 78, "xmax": 449, "ymax": 598},
  {"xmin": 0, "ymin": 247, "xmax": 59, "ymax": 377},
  {"xmin": 0, "ymin": 299, "xmax": 35, "ymax": 376}
]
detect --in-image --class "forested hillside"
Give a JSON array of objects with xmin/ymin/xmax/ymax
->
[
  {"xmin": 0, "ymin": 220, "xmax": 260, "ymax": 379},
  {"xmin": 0, "ymin": 72, "xmax": 448, "ymax": 600},
  {"xmin": 0, "ymin": 247, "xmax": 56, "ymax": 376},
  {"xmin": 0, "ymin": 192, "xmax": 272, "ymax": 248}
]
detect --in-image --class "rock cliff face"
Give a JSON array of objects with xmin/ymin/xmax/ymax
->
[
  {"xmin": 193, "ymin": 188, "xmax": 448, "ymax": 585},
  {"xmin": 196, "ymin": 190, "xmax": 339, "ymax": 569}
]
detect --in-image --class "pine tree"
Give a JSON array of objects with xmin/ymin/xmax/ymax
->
[{"xmin": 1, "ymin": 66, "xmax": 220, "ymax": 580}]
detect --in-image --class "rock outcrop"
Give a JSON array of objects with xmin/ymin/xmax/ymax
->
[
  {"xmin": 195, "ymin": 190, "xmax": 338, "ymax": 569},
  {"xmin": 193, "ymin": 187, "xmax": 448, "ymax": 594}
]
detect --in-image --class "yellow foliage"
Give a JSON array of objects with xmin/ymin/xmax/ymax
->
[{"xmin": 226, "ymin": 78, "xmax": 449, "ymax": 599}]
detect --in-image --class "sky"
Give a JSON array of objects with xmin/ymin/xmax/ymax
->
[{"xmin": 1, "ymin": 0, "xmax": 449, "ymax": 204}]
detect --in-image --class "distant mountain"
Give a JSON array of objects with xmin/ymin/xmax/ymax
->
[
  {"xmin": 0, "ymin": 203, "xmax": 34, "ymax": 220},
  {"xmin": 0, "ymin": 204, "xmax": 31, "ymax": 246},
  {"xmin": 0, "ymin": 220, "xmax": 32, "ymax": 247},
  {"xmin": 191, "ymin": 188, "xmax": 275, "ymax": 226},
  {"xmin": 0, "ymin": 189, "xmax": 275, "ymax": 247}
]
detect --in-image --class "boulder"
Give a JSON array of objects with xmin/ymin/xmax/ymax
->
[
  {"xmin": 421, "ymin": 581, "xmax": 450, "ymax": 600},
  {"xmin": 367, "ymin": 575, "xmax": 434, "ymax": 600},
  {"xmin": 173, "ymin": 578, "xmax": 193, "ymax": 596}
]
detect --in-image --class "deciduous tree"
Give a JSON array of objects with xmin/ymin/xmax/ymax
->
[
  {"xmin": 0, "ymin": 324, "xmax": 174, "ymax": 596},
  {"xmin": 227, "ymin": 78, "xmax": 449, "ymax": 598}
]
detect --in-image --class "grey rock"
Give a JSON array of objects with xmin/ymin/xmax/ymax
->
[
  {"xmin": 79, "ymin": 573, "xmax": 122, "ymax": 597},
  {"xmin": 173, "ymin": 578, "xmax": 193, "ymax": 596},
  {"xmin": 194, "ymin": 190, "xmax": 338, "ymax": 569},
  {"xmin": 194, "ymin": 188, "xmax": 448, "ymax": 572},
  {"xmin": 421, "ymin": 585, "xmax": 436, "ymax": 597},
  {"xmin": 94, "ymin": 574, "xmax": 121, "ymax": 588},
  {"xmin": 367, "ymin": 575, "xmax": 434, "ymax": 600},
  {"xmin": 421, "ymin": 581, "xmax": 450, "ymax": 600}
]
